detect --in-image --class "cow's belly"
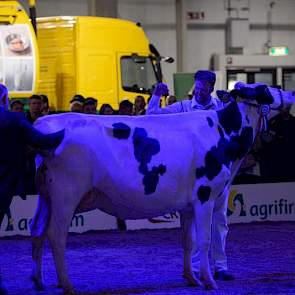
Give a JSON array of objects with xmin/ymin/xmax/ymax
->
[{"xmin": 77, "ymin": 185, "xmax": 190, "ymax": 220}]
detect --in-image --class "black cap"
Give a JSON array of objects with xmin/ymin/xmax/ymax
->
[
  {"xmin": 119, "ymin": 99, "xmax": 133, "ymax": 108},
  {"xmin": 84, "ymin": 97, "xmax": 98, "ymax": 106},
  {"xmin": 70, "ymin": 94, "xmax": 85, "ymax": 104},
  {"xmin": 194, "ymin": 70, "xmax": 216, "ymax": 86},
  {"xmin": 10, "ymin": 99, "xmax": 24, "ymax": 107}
]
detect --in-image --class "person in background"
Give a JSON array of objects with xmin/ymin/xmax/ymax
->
[
  {"xmin": 0, "ymin": 83, "xmax": 64, "ymax": 295},
  {"xmin": 40, "ymin": 94, "xmax": 50, "ymax": 115},
  {"xmin": 99, "ymin": 103, "xmax": 115, "ymax": 115},
  {"xmin": 26, "ymin": 94, "xmax": 43, "ymax": 123},
  {"xmin": 25, "ymin": 96, "xmax": 43, "ymax": 195},
  {"xmin": 70, "ymin": 94, "xmax": 85, "ymax": 113},
  {"xmin": 133, "ymin": 95, "xmax": 146, "ymax": 115},
  {"xmin": 118, "ymin": 99, "xmax": 133, "ymax": 115},
  {"xmin": 259, "ymin": 106, "xmax": 295, "ymax": 182},
  {"xmin": 165, "ymin": 95, "xmax": 177, "ymax": 106},
  {"xmin": 83, "ymin": 97, "xmax": 98, "ymax": 114},
  {"xmin": 147, "ymin": 70, "xmax": 234, "ymax": 281},
  {"xmin": 10, "ymin": 100, "xmax": 24, "ymax": 113}
]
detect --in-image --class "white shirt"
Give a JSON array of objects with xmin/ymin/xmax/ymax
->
[{"xmin": 146, "ymin": 94, "xmax": 223, "ymax": 114}]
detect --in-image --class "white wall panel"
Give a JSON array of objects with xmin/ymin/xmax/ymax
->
[
  {"xmin": 19, "ymin": 0, "xmax": 88, "ymax": 16},
  {"xmin": 187, "ymin": 29, "xmax": 224, "ymax": 72}
]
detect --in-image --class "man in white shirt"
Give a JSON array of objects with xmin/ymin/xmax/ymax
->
[{"xmin": 146, "ymin": 70, "xmax": 234, "ymax": 281}]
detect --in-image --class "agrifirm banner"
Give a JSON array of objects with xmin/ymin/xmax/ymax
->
[
  {"xmin": 0, "ymin": 182, "xmax": 294, "ymax": 236},
  {"xmin": 127, "ymin": 182, "xmax": 295, "ymax": 229},
  {"xmin": 0, "ymin": 196, "xmax": 117, "ymax": 237},
  {"xmin": 227, "ymin": 182, "xmax": 295, "ymax": 223}
]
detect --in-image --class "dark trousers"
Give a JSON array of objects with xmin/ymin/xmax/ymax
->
[
  {"xmin": 0, "ymin": 194, "xmax": 13, "ymax": 226},
  {"xmin": 0, "ymin": 193, "xmax": 12, "ymax": 295}
]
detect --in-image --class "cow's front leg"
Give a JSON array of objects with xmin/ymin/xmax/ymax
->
[
  {"xmin": 180, "ymin": 208, "xmax": 203, "ymax": 287},
  {"xmin": 194, "ymin": 199, "xmax": 218, "ymax": 290}
]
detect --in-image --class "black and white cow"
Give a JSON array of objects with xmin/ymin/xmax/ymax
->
[{"xmin": 30, "ymin": 83, "xmax": 295, "ymax": 294}]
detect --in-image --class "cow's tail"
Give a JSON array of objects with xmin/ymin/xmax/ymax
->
[{"xmin": 30, "ymin": 163, "xmax": 51, "ymax": 238}]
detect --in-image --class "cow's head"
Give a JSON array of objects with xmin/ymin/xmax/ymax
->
[
  {"xmin": 218, "ymin": 82, "xmax": 295, "ymax": 132},
  {"xmin": 217, "ymin": 83, "xmax": 273, "ymax": 106},
  {"xmin": 232, "ymin": 82, "xmax": 295, "ymax": 113}
]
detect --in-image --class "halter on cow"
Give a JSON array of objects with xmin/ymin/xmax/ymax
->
[{"xmin": 30, "ymin": 83, "xmax": 295, "ymax": 294}]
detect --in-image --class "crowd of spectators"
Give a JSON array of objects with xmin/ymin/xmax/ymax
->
[{"xmin": 233, "ymin": 107, "xmax": 295, "ymax": 184}]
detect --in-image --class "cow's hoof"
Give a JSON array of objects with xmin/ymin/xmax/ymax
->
[
  {"xmin": 30, "ymin": 275, "xmax": 44, "ymax": 291},
  {"xmin": 183, "ymin": 272, "xmax": 203, "ymax": 287},
  {"xmin": 62, "ymin": 286, "xmax": 79, "ymax": 295},
  {"xmin": 203, "ymin": 279, "xmax": 218, "ymax": 290}
]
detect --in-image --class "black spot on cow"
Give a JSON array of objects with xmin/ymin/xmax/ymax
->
[
  {"xmin": 204, "ymin": 148, "xmax": 222, "ymax": 181},
  {"xmin": 218, "ymin": 125, "xmax": 224, "ymax": 138},
  {"xmin": 207, "ymin": 117, "xmax": 214, "ymax": 127},
  {"xmin": 197, "ymin": 185, "xmax": 211, "ymax": 205},
  {"xmin": 133, "ymin": 128, "xmax": 160, "ymax": 173},
  {"xmin": 132, "ymin": 127, "xmax": 166, "ymax": 194},
  {"xmin": 112, "ymin": 122, "xmax": 131, "ymax": 139},
  {"xmin": 253, "ymin": 85, "xmax": 274, "ymax": 105},
  {"xmin": 229, "ymin": 127, "xmax": 253, "ymax": 160},
  {"xmin": 143, "ymin": 165, "xmax": 166, "ymax": 194},
  {"xmin": 217, "ymin": 102, "xmax": 242, "ymax": 135},
  {"xmin": 196, "ymin": 167, "xmax": 206, "ymax": 179},
  {"xmin": 195, "ymin": 101, "xmax": 255, "ymax": 202},
  {"xmin": 196, "ymin": 125, "xmax": 254, "ymax": 183}
]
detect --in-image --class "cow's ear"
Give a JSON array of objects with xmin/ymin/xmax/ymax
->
[
  {"xmin": 254, "ymin": 85, "xmax": 274, "ymax": 105},
  {"xmin": 217, "ymin": 90, "xmax": 232, "ymax": 103}
]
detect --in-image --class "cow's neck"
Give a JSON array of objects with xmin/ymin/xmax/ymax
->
[{"xmin": 216, "ymin": 101, "xmax": 261, "ymax": 177}]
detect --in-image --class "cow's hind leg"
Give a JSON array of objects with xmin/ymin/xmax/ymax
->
[
  {"xmin": 30, "ymin": 196, "xmax": 50, "ymax": 290},
  {"xmin": 194, "ymin": 199, "xmax": 218, "ymax": 290},
  {"xmin": 31, "ymin": 236, "xmax": 46, "ymax": 290},
  {"xmin": 46, "ymin": 202, "xmax": 77, "ymax": 294},
  {"xmin": 180, "ymin": 208, "xmax": 203, "ymax": 287}
]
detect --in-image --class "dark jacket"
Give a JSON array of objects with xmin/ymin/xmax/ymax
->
[{"xmin": 0, "ymin": 107, "xmax": 64, "ymax": 198}]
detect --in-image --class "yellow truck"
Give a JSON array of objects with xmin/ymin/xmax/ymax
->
[{"xmin": 1, "ymin": 1, "xmax": 171, "ymax": 111}]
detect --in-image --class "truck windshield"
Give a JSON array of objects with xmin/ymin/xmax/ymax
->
[{"xmin": 121, "ymin": 56, "xmax": 158, "ymax": 94}]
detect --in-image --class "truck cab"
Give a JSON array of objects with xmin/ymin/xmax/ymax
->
[{"xmin": 37, "ymin": 16, "xmax": 161, "ymax": 111}]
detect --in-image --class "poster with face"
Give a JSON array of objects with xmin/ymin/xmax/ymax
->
[{"xmin": 0, "ymin": 24, "xmax": 36, "ymax": 93}]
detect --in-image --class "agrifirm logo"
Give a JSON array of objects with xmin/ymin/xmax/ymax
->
[
  {"xmin": 227, "ymin": 190, "xmax": 295, "ymax": 220},
  {"xmin": 227, "ymin": 190, "xmax": 246, "ymax": 217},
  {"xmin": 3, "ymin": 213, "xmax": 84, "ymax": 233}
]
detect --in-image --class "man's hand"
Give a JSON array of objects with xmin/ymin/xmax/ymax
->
[{"xmin": 153, "ymin": 83, "xmax": 169, "ymax": 96}]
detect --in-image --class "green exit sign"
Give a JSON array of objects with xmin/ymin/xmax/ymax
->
[{"xmin": 269, "ymin": 46, "xmax": 289, "ymax": 56}]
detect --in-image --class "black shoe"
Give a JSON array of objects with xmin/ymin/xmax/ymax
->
[
  {"xmin": 214, "ymin": 270, "xmax": 235, "ymax": 281},
  {"xmin": 0, "ymin": 285, "xmax": 8, "ymax": 295}
]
